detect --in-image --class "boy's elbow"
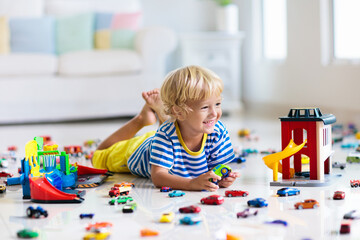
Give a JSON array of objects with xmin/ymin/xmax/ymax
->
[{"xmin": 151, "ymin": 175, "xmax": 163, "ymax": 188}]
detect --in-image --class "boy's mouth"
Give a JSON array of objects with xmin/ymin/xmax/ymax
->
[{"xmin": 203, "ymin": 120, "xmax": 215, "ymax": 126}]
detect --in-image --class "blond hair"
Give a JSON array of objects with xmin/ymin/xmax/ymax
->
[{"xmin": 160, "ymin": 65, "xmax": 223, "ymax": 121}]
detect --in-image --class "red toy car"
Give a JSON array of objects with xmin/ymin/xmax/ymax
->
[
  {"xmin": 179, "ymin": 205, "xmax": 201, "ymax": 213},
  {"xmin": 64, "ymin": 145, "xmax": 83, "ymax": 157},
  {"xmin": 200, "ymin": 195, "xmax": 224, "ymax": 205},
  {"xmin": 333, "ymin": 191, "xmax": 345, "ymax": 200},
  {"xmin": 0, "ymin": 171, "xmax": 13, "ymax": 178},
  {"xmin": 350, "ymin": 180, "xmax": 360, "ymax": 188},
  {"xmin": 225, "ymin": 190, "xmax": 248, "ymax": 197},
  {"xmin": 340, "ymin": 220, "xmax": 351, "ymax": 234}
]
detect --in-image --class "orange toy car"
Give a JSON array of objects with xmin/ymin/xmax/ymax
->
[
  {"xmin": 294, "ymin": 199, "xmax": 319, "ymax": 209},
  {"xmin": 114, "ymin": 182, "xmax": 135, "ymax": 188},
  {"xmin": 140, "ymin": 228, "xmax": 159, "ymax": 237},
  {"xmin": 86, "ymin": 222, "xmax": 113, "ymax": 231}
]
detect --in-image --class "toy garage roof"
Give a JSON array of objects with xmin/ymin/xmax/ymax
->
[{"xmin": 280, "ymin": 107, "xmax": 336, "ymax": 125}]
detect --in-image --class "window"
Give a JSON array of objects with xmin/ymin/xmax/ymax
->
[
  {"xmin": 262, "ymin": 0, "xmax": 287, "ymax": 59},
  {"xmin": 332, "ymin": 0, "xmax": 360, "ymax": 60}
]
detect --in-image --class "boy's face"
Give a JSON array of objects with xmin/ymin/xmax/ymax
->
[{"xmin": 180, "ymin": 93, "xmax": 222, "ymax": 135}]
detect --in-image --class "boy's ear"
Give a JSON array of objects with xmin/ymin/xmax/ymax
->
[{"xmin": 172, "ymin": 106, "xmax": 185, "ymax": 121}]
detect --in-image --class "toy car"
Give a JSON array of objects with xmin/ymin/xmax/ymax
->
[
  {"xmin": 341, "ymin": 143, "xmax": 358, "ymax": 148},
  {"xmin": 340, "ymin": 220, "xmax": 351, "ymax": 234},
  {"xmin": 179, "ymin": 215, "xmax": 202, "ymax": 225},
  {"xmin": 201, "ymin": 195, "xmax": 224, "ymax": 205},
  {"xmin": 295, "ymin": 171, "xmax": 310, "ymax": 178},
  {"xmin": 140, "ymin": 228, "xmax": 159, "ymax": 237},
  {"xmin": 238, "ymin": 128, "xmax": 250, "ymax": 137},
  {"xmin": 344, "ymin": 210, "xmax": 360, "ymax": 219},
  {"xmin": 179, "ymin": 205, "xmax": 201, "ymax": 213},
  {"xmin": 108, "ymin": 196, "xmax": 133, "ymax": 205},
  {"xmin": 210, "ymin": 164, "xmax": 232, "ymax": 183},
  {"xmin": 247, "ymin": 198, "xmax": 268, "ymax": 208},
  {"xmin": 332, "ymin": 161, "xmax": 346, "ymax": 169},
  {"xmin": 114, "ymin": 182, "xmax": 135, "ymax": 188},
  {"xmin": 294, "ymin": 199, "xmax": 319, "ymax": 209},
  {"xmin": 108, "ymin": 186, "xmax": 131, "ymax": 197},
  {"xmin": 17, "ymin": 229, "xmax": 39, "ymax": 239},
  {"xmin": 86, "ymin": 222, "xmax": 113, "ymax": 231},
  {"xmin": 0, "ymin": 185, "xmax": 6, "ymax": 193},
  {"xmin": 64, "ymin": 145, "xmax": 83, "ymax": 157},
  {"xmin": 160, "ymin": 186, "xmax": 173, "ymax": 192},
  {"xmin": 350, "ymin": 180, "xmax": 360, "ymax": 187},
  {"xmin": 80, "ymin": 213, "xmax": 95, "ymax": 219},
  {"xmin": 333, "ymin": 191, "xmax": 345, "ymax": 200},
  {"xmin": 276, "ymin": 187, "xmax": 300, "ymax": 197},
  {"xmin": 236, "ymin": 208, "xmax": 258, "ymax": 218},
  {"xmin": 168, "ymin": 190, "xmax": 185, "ymax": 198},
  {"xmin": 265, "ymin": 220, "xmax": 288, "ymax": 227},
  {"xmin": 159, "ymin": 212, "xmax": 175, "ymax": 223},
  {"xmin": 346, "ymin": 151, "xmax": 360, "ymax": 163},
  {"xmin": 225, "ymin": 190, "xmax": 249, "ymax": 197},
  {"xmin": 0, "ymin": 171, "xmax": 13, "ymax": 178},
  {"xmin": 122, "ymin": 202, "xmax": 137, "ymax": 213},
  {"xmin": 235, "ymin": 157, "xmax": 246, "ymax": 163},
  {"xmin": 83, "ymin": 231, "xmax": 111, "ymax": 240},
  {"xmin": 26, "ymin": 206, "xmax": 48, "ymax": 218}
]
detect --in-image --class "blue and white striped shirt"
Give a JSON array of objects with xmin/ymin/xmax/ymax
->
[{"xmin": 127, "ymin": 120, "xmax": 235, "ymax": 178}]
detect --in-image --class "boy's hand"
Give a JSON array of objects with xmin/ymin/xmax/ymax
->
[
  {"xmin": 218, "ymin": 172, "xmax": 241, "ymax": 188},
  {"xmin": 189, "ymin": 171, "xmax": 221, "ymax": 191}
]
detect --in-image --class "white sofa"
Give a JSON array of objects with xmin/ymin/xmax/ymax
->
[{"xmin": 0, "ymin": 0, "xmax": 177, "ymax": 124}]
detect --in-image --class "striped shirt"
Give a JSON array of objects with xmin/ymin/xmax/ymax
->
[{"xmin": 127, "ymin": 120, "xmax": 235, "ymax": 178}]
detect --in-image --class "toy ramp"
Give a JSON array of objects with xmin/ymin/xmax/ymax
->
[
  {"xmin": 263, "ymin": 139, "xmax": 307, "ymax": 181},
  {"xmin": 30, "ymin": 177, "xmax": 84, "ymax": 203}
]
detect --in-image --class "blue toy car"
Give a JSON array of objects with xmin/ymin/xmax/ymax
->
[
  {"xmin": 179, "ymin": 216, "xmax": 202, "ymax": 225},
  {"xmin": 276, "ymin": 187, "xmax": 300, "ymax": 197},
  {"xmin": 169, "ymin": 190, "xmax": 185, "ymax": 198},
  {"xmin": 79, "ymin": 213, "xmax": 94, "ymax": 219},
  {"xmin": 265, "ymin": 219, "xmax": 288, "ymax": 227},
  {"xmin": 247, "ymin": 198, "xmax": 268, "ymax": 208},
  {"xmin": 26, "ymin": 206, "xmax": 48, "ymax": 218}
]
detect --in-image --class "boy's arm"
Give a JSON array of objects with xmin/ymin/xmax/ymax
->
[{"xmin": 151, "ymin": 165, "xmax": 221, "ymax": 191}]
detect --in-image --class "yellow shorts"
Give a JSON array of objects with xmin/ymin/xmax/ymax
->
[{"xmin": 92, "ymin": 131, "xmax": 156, "ymax": 173}]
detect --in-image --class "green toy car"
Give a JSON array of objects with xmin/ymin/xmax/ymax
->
[
  {"xmin": 108, "ymin": 196, "xmax": 133, "ymax": 205},
  {"xmin": 17, "ymin": 229, "xmax": 39, "ymax": 238},
  {"xmin": 346, "ymin": 152, "xmax": 360, "ymax": 163},
  {"xmin": 210, "ymin": 164, "xmax": 232, "ymax": 183}
]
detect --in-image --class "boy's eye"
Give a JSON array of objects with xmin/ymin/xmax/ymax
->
[
  {"xmin": 201, "ymin": 106, "xmax": 209, "ymax": 110},
  {"xmin": 216, "ymin": 102, "xmax": 221, "ymax": 106}
]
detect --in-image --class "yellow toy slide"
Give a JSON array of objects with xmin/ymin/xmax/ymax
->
[{"xmin": 263, "ymin": 139, "xmax": 307, "ymax": 181}]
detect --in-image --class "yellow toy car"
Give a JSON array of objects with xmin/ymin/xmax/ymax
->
[
  {"xmin": 83, "ymin": 231, "xmax": 110, "ymax": 240},
  {"xmin": 159, "ymin": 212, "xmax": 175, "ymax": 223},
  {"xmin": 0, "ymin": 185, "xmax": 6, "ymax": 193}
]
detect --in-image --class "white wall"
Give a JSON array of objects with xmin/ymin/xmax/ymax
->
[{"xmin": 142, "ymin": 0, "xmax": 360, "ymax": 122}]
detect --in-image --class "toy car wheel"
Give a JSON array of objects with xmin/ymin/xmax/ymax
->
[
  {"xmin": 296, "ymin": 191, "xmax": 300, "ymax": 195},
  {"xmin": 26, "ymin": 208, "xmax": 33, "ymax": 217},
  {"xmin": 228, "ymin": 194, "xmax": 233, "ymax": 197},
  {"xmin": 247, "ymin": 203, "xmax": 251, "ymax": 207},
  {"xmin": 201, "ymin": 200, "xmax": 205, "ymax": 204},
  {"xmin": 297, "ymin": 205, "xmax": 303, "ymax": 210},
  {"xmin": 44, "ymin": 211, "xmax": 48, "ymax": 218},
  {"xmin": 285, "ymin": 193, "xmax": 288, "ymax": 196},
  {"xmin": 34, "ymin": 211, "xmax": 40, "ymax": 218},
  {"xmin": 256, "ymin": 204, "xmax": 260, "ymax": 207},
  {"xmin": 242, "ymin": 193, "xmax": 248, "ymax": 197},
  {"xmin": 313, "ymin": 204, "xmax": 318, "ymax": 209},
  {"xmin": 213, "ymin": 202, "xmax": 217, "ymax": 205},
  {"xmin": 221, "ymin": 168, "xmax": 229, "ymax": 176}
]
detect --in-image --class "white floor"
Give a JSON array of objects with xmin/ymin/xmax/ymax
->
[{"xmin": 0, "ymin": 112, "xmax": 358, "ymax": 240}]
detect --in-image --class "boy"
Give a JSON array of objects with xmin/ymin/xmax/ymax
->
[{"xmin": 93, "ymin": 66, "xmax": 240, "ymax": 191}]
